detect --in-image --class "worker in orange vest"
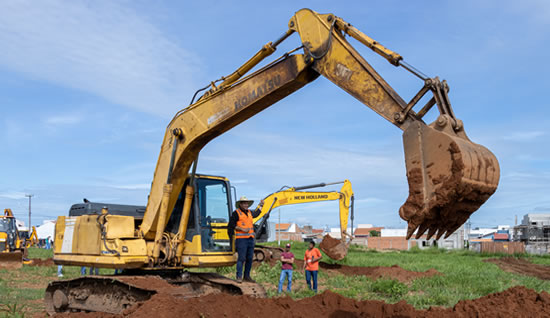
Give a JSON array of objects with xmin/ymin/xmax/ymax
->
[
  {"xmin": 303, "ymin": 241, "xmax": 322, "ymax": 292},
  {"xmin": 228, "ymin": 196, "xmax": 263, "ymax": 283}
]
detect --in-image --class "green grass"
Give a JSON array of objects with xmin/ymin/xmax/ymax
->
[
  {"xmin": 0, "ymin": 247, "xmax": 116, "ymax": 315},
  {"xmin": 251, "ymin": 241, "xmax": 550, "ymax": 308},
  {"xmin": 3, "ymin": 244, "xmax": 550, "ymax": 313}
]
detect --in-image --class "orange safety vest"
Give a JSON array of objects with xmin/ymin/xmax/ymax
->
[{"xmin": 235, "ymin": 209, "xmax": 254, "ymax": 239}]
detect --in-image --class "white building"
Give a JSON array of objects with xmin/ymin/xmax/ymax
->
[
  {"xmin": 36, "ymin": 220, "xmax": 56, "ymax": 239},
  {"xmin": 378, "ymin": 226, "xmax": 466, "ymax": 250},
  {"xmin": 522, "ymin": 214, "xmax": 550, "ymax": 226},
  {"xmin": 329, "ymin": 227, "xmax": 353, "ymax": 239},
  {"xmin": 470, "ymin": 227, "xmax": 498, "ymax": 238},
  {"xmin": 381, "ymin": 228, "xmax": 407, "ymax": 237}
]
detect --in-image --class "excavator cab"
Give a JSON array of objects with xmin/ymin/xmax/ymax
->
[{"xmin": 165, "ymin": 174, "xmax": 234, "ymax": 257}]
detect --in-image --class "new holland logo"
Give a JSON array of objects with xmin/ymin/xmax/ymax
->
[{"xmin": 294, "ymin": 194, "xmax": 329, "ymax": 200}]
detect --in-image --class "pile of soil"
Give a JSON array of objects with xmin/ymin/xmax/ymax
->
[
  {"xmin": 264, "ymin": 258, "xmax": 440, "ymax": 283},
  {"xmin": 29, "ymin": 258, "xmax": 55, "ymax": 266},
  {"xmin": 316, "ymin": 263, "xmax": 440, "ymax": 283},
  {"xmin": 485, "ymin": 257, "xmax": 550, "ymax": 280},
  {"xmin": 55, "ymin": 285, "xmax": 550, "ymax": 317}
]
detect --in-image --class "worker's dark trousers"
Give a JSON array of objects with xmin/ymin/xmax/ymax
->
[{"xmin": 236, "ymin": 237, "xmax": 255, "ymax": 279}]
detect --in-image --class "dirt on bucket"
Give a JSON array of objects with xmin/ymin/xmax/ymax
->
[
  {"xmin": 52, "ymin": 285, "xmax": 550, "ymax": 318},
  {"xmin": 319, "ymin": 234, "xmax": 348, "ymax": 260},
  {"xmin": 485, "ymin": 257, "xmax": 550, "ymax": 280}
]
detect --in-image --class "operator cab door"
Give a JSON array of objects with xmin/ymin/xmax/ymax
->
[
  {"xmin": 166, "ymin": 176, "xmax": 233, "ymax": 253},
  {"xmin": 194, "ymin": 178, "xmax": 233, "ymax": 252}
]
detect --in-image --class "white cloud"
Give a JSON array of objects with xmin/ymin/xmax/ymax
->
[
  {"xmin": 354, "ymin": 197, "xmax": 388, "ymax": 204},
  {"xmin": 0, "ymin": 1, "xmax": 201, "ymax": 116},
  {"xmin": 231, "ymin": 180, "xmax": 249, "ymax": 185},
  {"xmin": 502, "ymin": 131, "xmax": 545, "ymax": 141},
  {"xmin": 44, "ymin": 114, "xmax": 83, "ymax": 125},
  {"xmin": 110, "ymin": 184, "xmax": 151, "ymax": 190},
  {"xmin": 0, "ymin": 191, "xmax": 27, "ymax": 200}
]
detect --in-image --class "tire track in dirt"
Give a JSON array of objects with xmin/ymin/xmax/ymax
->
[{"xmin": 484, "ymin": 257, "xmax": 550, "ymax": 280}]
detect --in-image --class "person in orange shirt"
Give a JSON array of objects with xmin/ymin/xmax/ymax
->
[{"xmin": 303, "ymin": 241, "xmax": 322, "ymax": 293}]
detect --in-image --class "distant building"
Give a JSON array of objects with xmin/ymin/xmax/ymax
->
[
  {"xmin": 522, "ymin": 214, "xmax": 550, "ymax": 226},
  {"xmin": 328, "ymin": 227, "xmax": 353, "ymax": 239},
  {"xmin": 514, "ymin": 214, "xmax": 550, "ymax": 245},
  {"xmin": 381, "ymin": 229, "xmax": 407, "ymax": 237},
  {"xmin": 352, "ymin": 225, "xmax": 384, "ymax": 245},
  {"xmin": 275, "ymin": 223, "xmax": 302, "ymax": 241},
  {"xmin": 353, "ymin": 227, "xmax": 384, "ymax": 238},
  {"xmin": 414, "ymin": 225, "xmax": 466, "ymax": 250}
]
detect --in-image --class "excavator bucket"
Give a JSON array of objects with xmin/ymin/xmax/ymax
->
[
  {"xmin": 400, "ymin": 116, "xmax": 500, "ymax": 240},
  {"xmin": 0, "ymin": 251, "xmax": 23, "ymax": 269},
  {"xmin": 320, "ymin": 234, "xmax": 349, "ymax": 260}
]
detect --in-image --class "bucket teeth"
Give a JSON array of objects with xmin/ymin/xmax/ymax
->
[
  {"xmin": 406, "ymin": 222, "xmax": 419, "ymax": 240},
  {"xmin": 415, "ymin": 222, "xmax": 430, "ymax": 239},
  {"xmin": 435, "ymin": 229, "xmax": 446, "ymax": 240},
  {"xmin": 444, "ymin": 223, "xmax": 462, "ymax": 239},
  {"xmin": 426, "ymin": 227, "xmax": 438, "ymax": 240}
]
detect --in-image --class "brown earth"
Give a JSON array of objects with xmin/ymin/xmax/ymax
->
[
  {"xmin": 485, "ymin": 257, "xmax": 550, "ymax": 280},
  {"xmin": 53, "ymin": 285, "xmax": 550, "ymax": 318},
  {"xmin": 28, "ymin": 257, "xmax": 55, "ymax": 266},
  {"xmin": 319, "ymin": 234, "xmax": 348, "ymax": 260},
  {"xmin": 0, "ymin": 251, "xmax": 23, "ymax": 269},
  {"xmin": 264, "ymin": 257, "xmax": 440, "ymax": 283}
]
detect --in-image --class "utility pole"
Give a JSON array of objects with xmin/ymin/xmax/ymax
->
[
  {"xmin": 25, "ymin": 194, "xmax": 33, "ymax": 229},
  {"xmin": 278, "ymin": 208, "xmax": 281, "ymax": 246}
]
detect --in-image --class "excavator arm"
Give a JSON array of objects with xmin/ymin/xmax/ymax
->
[
  {"xmin": 139, "ymin": 9, "xmax": 499, "ymax": 264},
  {"xmin": 253, "ymin": 180, "xmax": 354, "ymax": 239}
]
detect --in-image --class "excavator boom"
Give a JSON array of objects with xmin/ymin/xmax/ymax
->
[
  {"xmin": 46, "ymin": 8, "xmax": 500, "ymax": 315},
  {"xmin": 139, "ymin": 9, "xmax": 498, "ymax": 246}
]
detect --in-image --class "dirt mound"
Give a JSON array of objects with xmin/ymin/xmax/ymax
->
[
  {"xmin": 28, "ymin": 258, "xmax": 55, "ymax": 266},
  {"xmin": 318, "ymin": 263, "xmax": 440, "ymax": 283},
  {"xmin": 319, "ymin": 234, "xmax": 348, "ymax": 260},
  {"xmin": 428, "ymin": 285, "xmax": 550, "ymax": 317},
  {"xmin": 53, "ymin": 285, "xmax": 550, "ymax": 318},
  {"xmin": 266, "ymin": 258, "xmax": 440, "ymax": 283},
  {"xmin": 485, "ymin": 257, "xmax": 550, "ymax": 280}
]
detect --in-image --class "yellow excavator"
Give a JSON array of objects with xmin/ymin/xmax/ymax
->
[
  {"xmin": 210, "ymin": 180, "xmax": 354, "ymax": 261},
  {"xmin": 46, "ymin": 8, "xmax": 499, "ymax": 314},
  {"xmin": 0, "ymin": 209, "xmax": 29, "ymax": 269},
  {"xmin": 19, "ymin": 226, "xmax": 38, "ymax": 248}
]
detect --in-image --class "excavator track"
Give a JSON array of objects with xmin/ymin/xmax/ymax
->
[
  {"xmin": 44, "ymin": 271, "xmax": 266, "ymax": 315},
  {"xmin": 254, "ymin": 245, "xmax": 284, "ymax": 262}
]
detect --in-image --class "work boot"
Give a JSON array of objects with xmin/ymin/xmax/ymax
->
[
  {"xmin": 236, "ymin": 277, "xmax": 243, "ymax": 283},
  {"xmin": 243, "ymin": 277, "xmax": 256, "ymax": 283}
]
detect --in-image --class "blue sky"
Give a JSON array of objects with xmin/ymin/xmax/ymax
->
[{"xmin": 1, "ymin": 1, "xmax": 549, "ymax": 229}]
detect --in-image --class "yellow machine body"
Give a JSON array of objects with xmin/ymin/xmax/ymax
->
[{"xmin": 52, "ymin": 8, "xmax": 498, "ymax": 271}]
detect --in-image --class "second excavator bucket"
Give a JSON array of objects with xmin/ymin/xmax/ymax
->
[
  {"xmin": 320, "ymin": 234, "xmax": 349, "ymax": 260},
  {"xmin": 400, "ymin": 115, "xmax": 499, "ymax": 240},
  {"xmin": 0, "ymin": 251, "xmax": 23, "ymax": 269}
]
